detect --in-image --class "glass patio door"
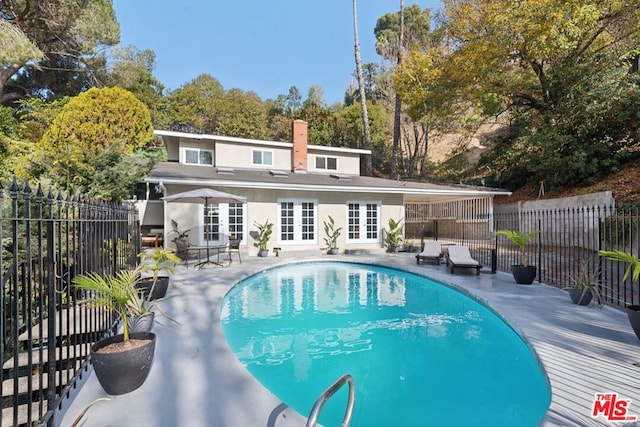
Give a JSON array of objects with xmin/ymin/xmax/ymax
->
[
  {"xmin": 200, "ymin": 203, "xmax": 245, "ymax": 246},
  {"xmin": 278, "ymin": 199, "xmax": 316, "ymax": 244}
]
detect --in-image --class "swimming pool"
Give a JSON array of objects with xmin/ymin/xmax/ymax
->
[{"xmin": 220, "ymin": 262, "xmax": 551, "ymax": 426}]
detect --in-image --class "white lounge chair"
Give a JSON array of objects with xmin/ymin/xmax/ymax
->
[
  {"xmin": 447, "ymin": 245, "xmax": 482, "ymax": 275},
  {"xmin": 415, "ymin": 241, "xmax": 443, "ymax": 265}
]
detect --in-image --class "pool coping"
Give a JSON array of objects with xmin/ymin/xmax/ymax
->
[{"xmin": 57, "ymin": 253, "xmax": 640, "ymax": 427}]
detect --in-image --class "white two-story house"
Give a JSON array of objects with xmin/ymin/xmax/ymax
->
[{"xmin": 137, "ymin": 120, "xmax": 510, "ymax": 256}]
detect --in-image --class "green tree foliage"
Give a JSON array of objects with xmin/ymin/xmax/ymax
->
[
  {"xmin": 345, "ymin": 63, "xmax": 385, "ymax": 105},
  {"xmin": 163, "ymin": 74, "xmax": 225, "ymax": 133},
  {"xmin": 1, "ymin": 0, "xmax": 120, "ymax": 104},
  {"xmin": 0, "ymin": 105, "xmax": 31, "ymax": 180},
  {"xmin": 335, "ymin": 102, "xmax": 389, "ymax": 174},
  {"xmin": 284, "ymin": 86, "xmax": 302, "ymax": 117},
  {"xmin": 298, "ymin": 102, "xmax": 339, "ymax": 146},
  {"xmin": 397, "ymin": 0, "xmax": 640, "ymax": 189},
  {"xmin": 0, "ymin": 18, "xmax": 42, "ymax": 65},
  {"xmin": 374, "ymin": 4, "xmax": 432, "ymax": 61},
  {"xmin": 216, "ymin": 88, "xmax": 268, "ymax": 139},
  {"xmin": 163, "ymin": 74, "xmax": 268, "ymax": 139},
  {"xmin": 105, "ymin": 45, "xmax": 166, "ymax": 127},
  {"xmin": 30, "ymin": 87, "xmax": 154, "ymax": 200}
]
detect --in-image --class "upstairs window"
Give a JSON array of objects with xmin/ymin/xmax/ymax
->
[
  {"xmin": 252, "ymin": 149, "xmax": 274, "ymax": 166},
  {"xmin": 315, "ymin": 155, "xmax": 337, "ymax": 171},
  {"xmin": 184, "ymin": 148, "xmax": 213, "ymax": 165}
]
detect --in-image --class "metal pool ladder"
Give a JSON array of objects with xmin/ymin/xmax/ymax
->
[{"xmin": 306, "ymin": 373, "xmax": 355, "ymax": 427}]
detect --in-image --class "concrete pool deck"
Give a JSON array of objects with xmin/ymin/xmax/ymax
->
[{"xmin": 58, "ymin": 252, "xmax": 640, "ymax": 427}]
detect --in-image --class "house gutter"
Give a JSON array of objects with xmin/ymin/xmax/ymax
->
[{"xmin": 144, "ymin": 177, "xmax": 512, "ymax": 198}]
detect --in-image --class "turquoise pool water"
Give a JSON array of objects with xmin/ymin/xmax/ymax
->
[{"xmin": 220, "ymin": 262, "xmax": 551, "ymax": 426}]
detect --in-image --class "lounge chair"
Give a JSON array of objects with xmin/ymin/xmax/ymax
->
[
  {"xmin": 415, "ymin": 241, "xmax": 443, "ymax": 265},
  {"xmin": 447, "ymin": 246, "xmax": 482, "ymax": 275}
]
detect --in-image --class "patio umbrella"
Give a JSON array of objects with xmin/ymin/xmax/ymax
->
[
  {"xmin": 161, "ymin": 188, "xmax": 246, "ymax": 205},
  {"xmin": 162, "ymin": 188, "xmax": 246, "ymax": 267}
]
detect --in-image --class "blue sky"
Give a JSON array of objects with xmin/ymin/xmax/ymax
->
[{"xmin": 112, "ymin": 1, "xmax": 441, "ymax": 105}]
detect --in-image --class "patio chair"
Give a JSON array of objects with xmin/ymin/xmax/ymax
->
[
  {"xmin": 174, "ymin": 239, "xmax": 191, "ymax": 268},
  {"xmin": 415, "ymin": 241, "xmax": 443, "ymax": 265},
  {"xmin": 446, "ymin": 245, "xmax": 482, "ymax": 275},
  {"xmin": 227, "ymin": 238, "xmax": 242, "ymax": 264}
]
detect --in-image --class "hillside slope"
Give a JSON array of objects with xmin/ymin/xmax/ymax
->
[{"xmin": 494, "ymin": 163, "xmax": 640, "ymax": 205}]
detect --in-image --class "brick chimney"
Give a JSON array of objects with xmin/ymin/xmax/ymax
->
[{"xmin": 292, "ymin": 119, "xmax": 308, "ymax": 173}]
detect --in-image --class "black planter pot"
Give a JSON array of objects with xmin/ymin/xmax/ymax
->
[
  {"xmin": 128, "ymin": 312, "xmax": 155, "ymax": 333},
  {"xmin": 136, "ymin": 277, "xmax": 169, "ymax": 300},
  {"xmin": 90, "ymin": 331, "xmax": 156, "ymax": 395},
  {"xmin": 511, "ymin": 265, "xmax": 537, "ymax": 285},
  {"xmin": 626, "ymin": 305, "xmax": 640, "ymax": 340},
  {"xmin": 327, "ymin": 248, "xmax": 339, "ymax": 255},
  {"xmin": 567, "ymin": 288, "xmax": 593, "ymax": 305}
]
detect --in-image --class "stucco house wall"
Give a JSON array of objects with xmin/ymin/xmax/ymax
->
[{"xmin": 145, "ymin": 121, "xmax": 510, "ymax": 257}]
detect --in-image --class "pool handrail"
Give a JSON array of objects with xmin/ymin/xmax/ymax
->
[{"xmin": 306, "ymin": 373, "xmax": 355, "ymax": 427}]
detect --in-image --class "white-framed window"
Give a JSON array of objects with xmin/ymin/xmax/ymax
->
[
  {"xmin": 252, "ymin": 149, "xmax": 274, "ymax": 166},
  {"xmin": 346, "ymin": 201, "xmax": 380, "ymax": 243},
  {"xmin": 183, "ymin": 148, "xmax": 214, "ymax": 165},
  {"xmin": 315, "ymin": 155, "xmax": 338, "ymax": 171},
  {"xmin": 278, "ymin": 199, "xmax": 317, "ymax": 244}
]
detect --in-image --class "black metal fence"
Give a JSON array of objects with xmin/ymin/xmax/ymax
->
[
  {"xmin": 413, "ymin": 204, "xmax": 640, "ymax": 309},
  {"xmin": 1, "ymin": 178, "xmax": 139, "ymax": 427}
]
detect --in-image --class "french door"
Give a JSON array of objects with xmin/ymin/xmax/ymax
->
[
  {"xmin": 200, "ymin": 203, "xmax": 245, "ymax": 246},
  {"xmin": 278, "ymin": 199, "xmax": 317, "ymax": 245}
]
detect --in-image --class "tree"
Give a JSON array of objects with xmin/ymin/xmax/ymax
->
[
  {"xmin": 216, "ymin": 88, "xmax": 268, "ymax": 139},
  {"xmin": 345, "ymin": 63, "xmax": 384, "ymax": 106},
  {"xmin": 303, "ymin": 85, "xmax": 325, "ymax": 108},
  {"xmin": 434, "ymin": 0, "xmax": 640, "ymax": 188},
  {"xmin": 162, "ymin": 74, "xmax": 225, "ymax": 133},
  {"xmin": 0, "ymin": 17, "xmax": 42, "ymax": 66},
  {"xmin": 335, "ymin": 102, "xmax": 389, "ymax": 174},
  {"xmin": 1, "ymin": 0, "xmax": 120, "ymax": 104},
  {"xmin": 352, "ymin": 0, "xmax": 373, "ymax": 175},
  {"xmin": 105, "ymin": 45, "xmax": 166, "ymax": 127},
  {"xmin": 375, "ymin": 3, "xmax": 434, "ymax": 179},
  {"xmin": 0, "ymin": 104, "xmax": 31, "ymax": 180},
  {"xmin": 429, "ymin": 0, "xmax": 640, "ymax": 118},
  {"xmin": 29, "ymin": 87, "xmax": 154, "ymax": 200},
  {"xmin": 284, "ymin": 86, "xmax": 302, "ymax": 117}
]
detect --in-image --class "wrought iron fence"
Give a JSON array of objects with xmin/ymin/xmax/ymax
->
[
  {"xmin": 0, "ymin": 178, "xmax": 139, "ymax": 427},
  {"xmin": 413, "ymin": 204, "xmax": 640, "ymax": 309}
]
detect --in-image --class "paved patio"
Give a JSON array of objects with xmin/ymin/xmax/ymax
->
[{"xmin": 57, "ymin": 252, "xmax": 640, "ymax": 427}]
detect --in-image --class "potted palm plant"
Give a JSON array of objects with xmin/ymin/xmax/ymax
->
[
  {"xmin": 496, "ymin": 229, "xmax": 540, "ymax": 284},
  {"xmin": 254, "ymin": 220, "xmax": 273, "ymax": 257},
  {"xmin": 73, "ymin": 268, "xmax": 156, "ymax": 395},
  {"xmin": 564, "ymin": 260, "xmax": 602, "ymax": 306},
  {"xmin": 137, "ymin": 247, "xmax": 181, "ymax": 300},
  {"xmin": 599, "ymin": 250, "xmax": 640, "ymax": 340},
  {"xmin": 323, "ymin": 215, "xmax": 342, "ymax": 255},
  {"xmin": 168, "ymin": 219, "xmax": 190, "ymax": 243},
  {"xmin": 386, "ymin": 218, "xmax": 403, "ymax": 253}
]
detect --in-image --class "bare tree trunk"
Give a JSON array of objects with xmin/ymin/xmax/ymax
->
[
  {"xmin": 391, "ymin": 0, "xmax": 405, "ymax": 180},
  {"xmin": 352, "ymin": 0, "xmax": 373, "ymax": 176}
]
